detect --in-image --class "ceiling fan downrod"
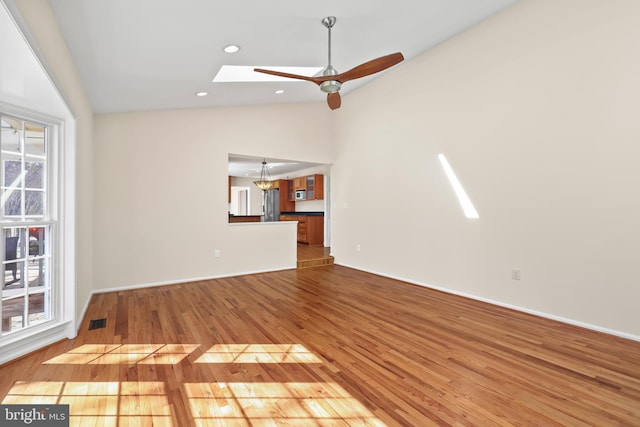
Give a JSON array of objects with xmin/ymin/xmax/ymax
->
[{"xmin": 320, "ymin": 16, "xmax": 341, "ymax": 93}]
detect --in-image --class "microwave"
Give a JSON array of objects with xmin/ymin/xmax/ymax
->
[{"xmin": 295, "ymin": 190, "xmax": 306, "ymax": 200}]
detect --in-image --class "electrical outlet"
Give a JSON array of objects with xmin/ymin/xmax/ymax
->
[
  {"xmin": 356, "ymin": 244, "xmax": 361, "ymax": 252},
  {"xmin": 512, "ymin": 269, "xmax": 521, "ymax": 280},
  {"xmin": 214, "ymin": 250, "xmax": 221, "ymax": 258}
]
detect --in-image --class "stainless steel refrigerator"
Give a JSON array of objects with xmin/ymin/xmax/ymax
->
[{"xmin": 263, "ymin": 189, "xmax": 280, "ymax": 222}]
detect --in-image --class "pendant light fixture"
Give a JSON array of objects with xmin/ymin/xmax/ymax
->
[{"xmin": 253, "ymin": 158, "xmax": 273, "ymax": 191}]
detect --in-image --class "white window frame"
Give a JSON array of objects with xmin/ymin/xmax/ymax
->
[
  {"xmin": 1, "ymin": 114, "xmax": 55, "ymax": 335},
  {"xmin": 0, "ymin": 105, "xmax": 75, "ymax": 363}
]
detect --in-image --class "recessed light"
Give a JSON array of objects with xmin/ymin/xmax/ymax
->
[
  {"xmin": 223, "ymin": 44, "xmax": 240, "ymax": 54},
  {"xmin": 275, "ymin": 89, "xmax": 284, "ymax": 94},
  {"xmin": 195, "ymin": 91, "xmax": 208, "ymax": 97}
]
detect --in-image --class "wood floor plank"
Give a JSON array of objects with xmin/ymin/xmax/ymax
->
[{"xmin": 1, "ymin": 265, "xmax": 640, "ymax": 426}]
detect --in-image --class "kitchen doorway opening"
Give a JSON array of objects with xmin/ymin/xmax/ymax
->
[{"xmin": 230, "ymin": 186, "xmax": 251, "ymax": 216}]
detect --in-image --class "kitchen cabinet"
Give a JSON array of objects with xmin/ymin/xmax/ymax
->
[
  {"xmin": 305, "ymin": 174, "xmax": 324, "ymax": 200},
  {"xmin": 279, "ymin": 214, "xmax": 324, "ymax": 246},
  {"xmin": 297, "ymin": 217, "xmax": 307, "ymax": 243},
  {"xmin": 289, "ymin": 174, "xmax": 324, "ymax": 200},
  {"xmin": 274, "ymin": 180, "xmax": 295, "ymax": 212},
  {"xmin": 293, "ymin": 177, "xmax": 306, "ymax": 190},
  {"xmin": 287, "ymin": 180, "xmax": 295, "ymax": 202}
]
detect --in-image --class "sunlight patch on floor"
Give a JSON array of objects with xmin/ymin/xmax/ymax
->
[
  {"xmin": 185, "ymin": 382, "xmax": 386, "ymax": 426},
  {"xmin": 195, "ymin": 343, "xmax": 323, "ymax": 364},
  {"xmin": 3, "ymin": 380, "xmax": 386, "ymax": 426},
  {"xmin": 5, "ymin": 343, "xmax": 386, "ymax": 425},
  {"xmin": 2, "ymin": 381, "xmax": 173, "ymax": 427},
  {"xmin": 43, "ymin": 343, "xmax": 200, "ymax": 365}
]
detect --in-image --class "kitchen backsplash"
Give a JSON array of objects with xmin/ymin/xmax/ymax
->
[{"xmin": 295, "ymin": 199, "xmax": 324, "ymax": 212}]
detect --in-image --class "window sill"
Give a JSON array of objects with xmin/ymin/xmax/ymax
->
[{"xmin": 0, "ymin": 320, "xmax": 73, "ymax": 365}]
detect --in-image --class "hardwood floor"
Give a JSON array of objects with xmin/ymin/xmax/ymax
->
[
  {"xmin": 1, "ymin": 265, "xmax": 639, "ymax": 426},
  {"xmin": 296, "ymin": 244, "xmax": 334, "ymax": 269}
]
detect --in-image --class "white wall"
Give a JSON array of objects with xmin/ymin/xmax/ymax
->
[
  {"xmin": 331, "ymin": 0, "xmax": 640, "ymax": 338},
  {"xmin": 0, "ymin": 4, "xmax": 63, "ymax": 117},
  {"xmin": 93, "ymin": 105, "xmax": 333, "ymax": 291}
]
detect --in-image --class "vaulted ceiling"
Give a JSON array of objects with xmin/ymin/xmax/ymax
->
[{"xmin": 49, "ymin": 0, "xmax": 517, "ymax": 113}]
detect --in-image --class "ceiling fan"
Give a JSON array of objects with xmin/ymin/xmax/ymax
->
[{"xmin": 254, "ymin": 16, "xmax": 404, "ymax": 110}]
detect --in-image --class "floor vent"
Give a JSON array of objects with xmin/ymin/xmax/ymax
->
[{"xmin": 88, "ymin": 318, "xmax": 107, "ymax": 330}]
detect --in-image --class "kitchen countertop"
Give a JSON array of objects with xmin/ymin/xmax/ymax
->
[
  {"xmin": 280, "ymin": 211, "xmax": 324, "ymax": 216},
  {"xmin": 228, "ymin": 214, "xmax": 263, "ymax": 223}
]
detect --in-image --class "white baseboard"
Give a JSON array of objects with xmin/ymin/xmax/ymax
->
[
  {"xmin": 76, "ymin": 291, "xmax": 93, "ymax": 334},
  {"xmin": 91, "ymin": 266, "xmax": 296, "ymax": 295},
  {"xmin": 336, "ymin": 262, "xmax": 640, "ymax": 343}
]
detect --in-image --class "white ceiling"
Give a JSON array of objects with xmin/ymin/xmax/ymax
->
[
  {"xmin": 49, "ymin": 0, "xmax": 517, "ymax": 114},
  {"xmin": 228, "ymin": 154, "xmax": 322, "ymax": 179}
]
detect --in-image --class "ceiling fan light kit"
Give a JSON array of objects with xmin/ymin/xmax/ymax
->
[
  {"xmin": 254, "ymin": 16, "xmax": 403, "ymax": 110},
  {"xmin": 320, "ymin": 80, "xmax": 341, "ymax": 93}
]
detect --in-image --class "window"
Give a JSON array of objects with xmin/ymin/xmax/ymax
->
[{"xmin": 1, "ymin": 116, "xmax": 53, "ymax": 334}]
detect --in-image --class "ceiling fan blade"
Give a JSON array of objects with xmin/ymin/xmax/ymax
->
[
  {"xmin": 335, "ymin": 52, "xmax": 404, "ymax": 83},
  {"xmin": 254, "ymin": 68, "xmax": 324, "ymax": 85},
  {"xmin": 327, "ymin": 92, "xmax": 341, "ymax": 110}
]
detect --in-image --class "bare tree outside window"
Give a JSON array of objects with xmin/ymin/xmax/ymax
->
[{"xmin": 3, "ymin": 161, "xmax": 44, "ymax": 217}]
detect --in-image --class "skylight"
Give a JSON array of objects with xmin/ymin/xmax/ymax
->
[{"xmin": 213, "ymin": 65, "xmax": 323, "ymax": 83}]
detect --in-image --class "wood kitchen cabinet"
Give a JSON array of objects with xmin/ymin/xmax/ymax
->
[
  {"xmin": 293, "ymin": 177, "xmax": 306, "ymax": 190},
  {"xmin": 305, "ymin": 174, "xmax": 324, "ymax": 200},
  {"xmin": 305, "ymin": 215, "xmax": 324, "ymax": 245},
  {"xmin": 289, "ymin": 174, "xmax": 324, "ymax": 200},
  {"xmin": 274, "ymin": 180, "xmax": 295, "ymax": 212},
  {"xmin": 279, "ymin": 214, "xmax": 324, "ymax": 246},
  {"xmin": 297, "ymin": 217, "xmax": 307, "ymax": 243},
  {"xmin": 287, "ymin": 180, "xmax": 295, "ymax": 201}
]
